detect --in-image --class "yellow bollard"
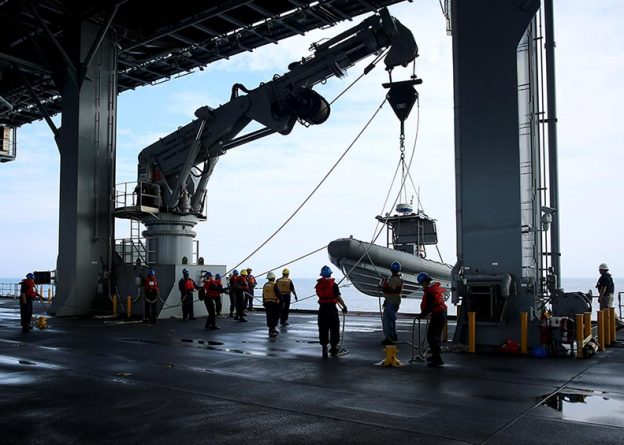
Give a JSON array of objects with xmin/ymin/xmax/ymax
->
[
  {"xmin": 583, "ymin": 312, "xmax": 591, "ymax": 340},
  {"xmin": 597, "ymin": 310, "xmax": 605, "ymax": 351},
  {"xmin": 605, "ymin": 308, "xmax": 612, "ymax": 346},
  {"xmin": 127, "ymin": 294, "xmax": 132, "ymax": 319},
  {"xmin": 520, "ymin": 312, "xmax": 528, "ymax": 354},
  {"xmin": 609, "ymin": 307, "xmax": 617, "ymax": 346},
  {"xmin": 575, "ymin": 314, "xmax": 584, "ymax": 358},
  {"xmin": 112, "ymin": 294, "xmax": 117, "ymax": 316},
  {"xmin": 468, "ymin": 311, "xmax": 476, "ymax": 353},
  {"xmin": 47, "ymin": 288, "xmax": 52, "ymax": 302}
]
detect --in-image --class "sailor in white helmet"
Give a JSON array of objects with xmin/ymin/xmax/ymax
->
[{"xmin": 596, "ymin": 263, "xmax": 623, "ymax": 329}]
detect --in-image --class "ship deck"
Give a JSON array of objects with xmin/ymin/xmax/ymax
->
[{"xmin": 1, "ymin": 297, "xmax": 623, "ymax": 444}]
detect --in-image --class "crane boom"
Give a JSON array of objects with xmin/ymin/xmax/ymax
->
[{"xmin": 136, "ymin": 7, "xmax": 417, "ymax": 214}]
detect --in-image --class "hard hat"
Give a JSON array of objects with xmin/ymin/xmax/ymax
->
[
  {"xmin": 416, "ymin": 272, "xmax": 431, "ymax": 285},
  {"xmin": 390, "ymin": 261, "xmax": 401, "ymax": 273},
  {"xmin": 147, "ymin": 269, "xmax": 156, "ymax": 276},
  {"xmin": 232, "ymin": 269, "xmax": 239, "ymax": 276},
  {"xmin": 205, "ymin": 271, "xmax": 213, "ymax": 278},
  {"xmin": 267, "ymin": 271, "xmax": 276, "ymax": 280},
  {"xmin": 282, "ymin": 268, "xmax": 290, "ymax": 275},
  {"xmin": 215, "ymin": 273, "xmax": 221, "ymax": 280},
  {"xmin": 26, "ymin": 273, "xmax": 34, "ymax": 279},
  {"xmin": 599, "ymin": 263, "xmax": 609, "ymax": 270},
  {"xmin": 182, "ymin": 268, "xmax": 189, "ymax": 276},
  {"xmin": 246, "ymin": 268, "xmax": 252, "ymax": 272},
  {"xmin": 320, "ymin": 265, "xmax": 332, "ymax": 277},
  {"xmin": 241, "ymin": 270, "xmax": 248, "ymax": 276}
]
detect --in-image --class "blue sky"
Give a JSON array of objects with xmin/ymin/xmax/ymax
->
[{"xmin": 1, "ymin": 1, "xmax": 622, "ymax": 283}]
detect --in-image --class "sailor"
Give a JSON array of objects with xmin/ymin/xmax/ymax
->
[
  {"xmin": 178, "ymin": 268, "xmax": 199, "ymax": 320},
  {"xmin": 380, "ymin": 261, "xmax": 403, "ymax": 345},
  {"xmin": 19, "ymin": 273, "xmax": 41, "ymax": 333},
  {"xmin": 244, "ymin": 268, "xmax": 257, "ymax": 312},
  {"xmin": 417, "ymin": 272, "xmax": 448, "ymax": 367},
  {"xmin": 214, "ymin": 273, "xmax": 224, "ymax": 318},
  {"xmin": 596, "ymin": 263, "xmax": 624, "ymax": 329},
  {"xmin": 276, "ymin": 268, "xmax": 298, "ymax": 326},
  {"xmin": 315, "ymin": 265, "xmax": 348, "ymax": 359},
  {"xmin": 262, "ymin": 272, "xmax": 282, "ymax": 338},
  {"xmin": 227, "ymin": 272, "xmax": 236, "ymax": 317},
  {"xmin": 203, "ymin": 272, "xmax": 223, "ymax": 330},
  {"xmin": 143, "ymin": 269, "xmax": 160, "ymax": 324},
  {"xmin": 233, "ymin": 269, "xmax": 248, "ymax": 322}
]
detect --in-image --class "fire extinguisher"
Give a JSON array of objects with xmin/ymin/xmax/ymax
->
[{"xmin": 540, "ymin": 312, "xmax": 551, "ymax": 344}]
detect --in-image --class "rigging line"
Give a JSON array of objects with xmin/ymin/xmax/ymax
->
[
  {"xmin": 228, "ymin": 98, "xmax": 388, "ymax": 275},
  {"xmin": 256, "ymin": 244, "xmax": 328, "ymax": 278},
  {"xmin": 337, "ymin": 99, "xmax": 422, "ymax": 285},
  {"xmin": 328, "ymin": 48, "xmax": 390, "ymax": 106}
]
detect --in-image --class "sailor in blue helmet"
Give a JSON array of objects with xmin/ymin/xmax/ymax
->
[
  {"xmin": 417, "ymin": 272, "xmax": 448, "ymax": 367},
  {"xmin": 143, "ymin": 269, "xmax": 160, "ymax": 324},
  {"xmin": 178, "ymin": 268, "xmax": 200, "ymax": 320},
  {"xmin": 19, "ymin": 273, "xmax": 41, "ymax": 333},
  {"xmin": 315, "ymin": 265, "xmax": 348, "ymax": 359},
  {"xmin": 380, "ymin": 261, "xmax": 404, "ymax": 345}
]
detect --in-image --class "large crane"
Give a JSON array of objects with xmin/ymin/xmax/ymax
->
[
  {"xmin": 112, "ymin": 8, "xmax": 417, "ymax": 318},
  {"xmin": 126, "ymin": 7, "xmax": 417, "ymax": 267}
]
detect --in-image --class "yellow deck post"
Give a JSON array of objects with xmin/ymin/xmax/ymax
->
[
  {"xmin": 597, "ymin": 310, "xmax": 605, "ymax": 351},
  {"xmin": 605, "ymin": 309, "xmax": 612, "ymax": 346},
  {"xmin": 575, "ymin": 314, "xmax": 584, "ymax": 358},
  {"xmin": 609, "ymin": 307, "xmax": 616, "ymax": 346},
  {"xmin": 112, "ymin": 294, "xmax": 117, "ymax": 316},
  {"xmin": 583, "ymin": 312, "xmax": 591, "ymax": 339},
  {"xmin": 127, "ymin": 294, "xmax": 132, "ymax": 318},
  {"xmin": 468, "ymin": 311, "xmax": 476, "ymax": 353},
  {"xmin": 520, "ymin": 312, "xmax": 528, "ymax": 354}
]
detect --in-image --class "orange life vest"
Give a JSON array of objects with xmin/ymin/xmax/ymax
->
[
  {"xmin": 145, "ymin": 277, "xmax": 158, "ymax": 292},
  {"xmin": 183, "ymin": 278, "xmax": 195, "ymax": 292},
  {"xmin": 315, "ymin": 278, "xmax": 337, "ymax": 304},
  {"xmin": 204, "ymin": 278, "xmax": 221, "ymax": 298},
  {"xmin": 23, "ymin": 279, "xmax": 37, "ymax": 298}
]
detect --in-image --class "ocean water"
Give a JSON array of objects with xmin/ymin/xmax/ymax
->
[{"xmin": 2, "ymin": 276, "xmax": 622, "ymax": 317}]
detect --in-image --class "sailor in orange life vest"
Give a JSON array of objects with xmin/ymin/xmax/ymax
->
[
  {"xmin": 231, "ymin": 269, "xmax": 248, "ymax": 322},
  {"xmin": 380, "ymin": 261, "xmax": 403, "ymax": 345},
  {"xmin": 416, "ymin": 272, "xmax": 448, "ymax": 367},
  {"xmin": 262, "ymin": 272, "xmax": 283, "ymax": 338},
  {"xmin": 244, "ymin": 268, "xmax": 257, "ymax": 312},
  {"xmin": 203, "ymin": 271, "xmax": 224, "ymax": 330},
  {"xmin": 214, "ymin": 273, "xmax": 224, "ymax": 317},
  {"xmin": 178, "ymin": 268, "xmax": 200, "ymax": 320},
  {"xmin": 276, "ymin": 267, "xmax": 298, "ymax": 326},
  {"xmin": 19, "ymin": 273, "xmax": 41, "ymax": 333},
  {"xmin": 143, "ymin": 269, "xmax": 160, "ymax": 324},
  {"xmin": 315, "ymin": 265, "xmax": 348, "ymax": 359}
]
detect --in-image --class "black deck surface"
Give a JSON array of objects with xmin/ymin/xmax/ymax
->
[{"xmin": 1, "ymin": 298, "xmax": 623, "ymax": 444}]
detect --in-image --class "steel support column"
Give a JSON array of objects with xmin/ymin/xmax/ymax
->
[
  {"xmin": 452, "ymin": 0, "xmax": 540, "ymax": 347},
  {"xmin": 49, "ymin": 21, "xmax": 117, "ymax": 316}
]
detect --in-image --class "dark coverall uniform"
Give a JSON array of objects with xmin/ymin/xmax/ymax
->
[
  {"xmin": 420, "ymin": 281, "xmax": 448, "ymax": 365},
  {"xmin": 143, "ymin": 276, "xmax": 159, "ymax": 324},
  {"xmin": 315, "ymin": 277, "xmax": 346, "ymax": 355},
  {"xmin": 203, "ymin": 278, "xmax": 223, "ymax": 329},
  {"xmin": 20, "ymin": 278, "xmax": 37, "ymax": 332},
  {"xmin": 262, "ymin": 281, "xmax": 282, "ymax": 337},
  {"xmin": 178, "ymin": 277, "xmax": 199, "ymax": 320}
]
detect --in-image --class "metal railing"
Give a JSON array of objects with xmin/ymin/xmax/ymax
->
[
  {"xmin": 115, "ymin": 181, "xmax": 161, "ymax": 210},
  {"xmin": 0, "ymin": 282, "xmax": 19, "ymax": 298}
]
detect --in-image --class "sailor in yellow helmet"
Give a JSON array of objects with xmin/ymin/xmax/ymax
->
[
  {"xmin": 276, "ymin": 267, "xmax": 298, "ymax": 326},
  {"xmin": 262, "ymin": 272, "xmax": 282, "ymax": 338}
]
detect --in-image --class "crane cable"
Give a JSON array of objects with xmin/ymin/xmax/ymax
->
[{"xmin": 226, "ymin": 97, "xmax": 387, "ymax": 276}]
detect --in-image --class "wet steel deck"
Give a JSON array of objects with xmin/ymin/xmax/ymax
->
[{"xmin": 1, "ymin": 298, "xmax": 623, "ymax": 444}]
